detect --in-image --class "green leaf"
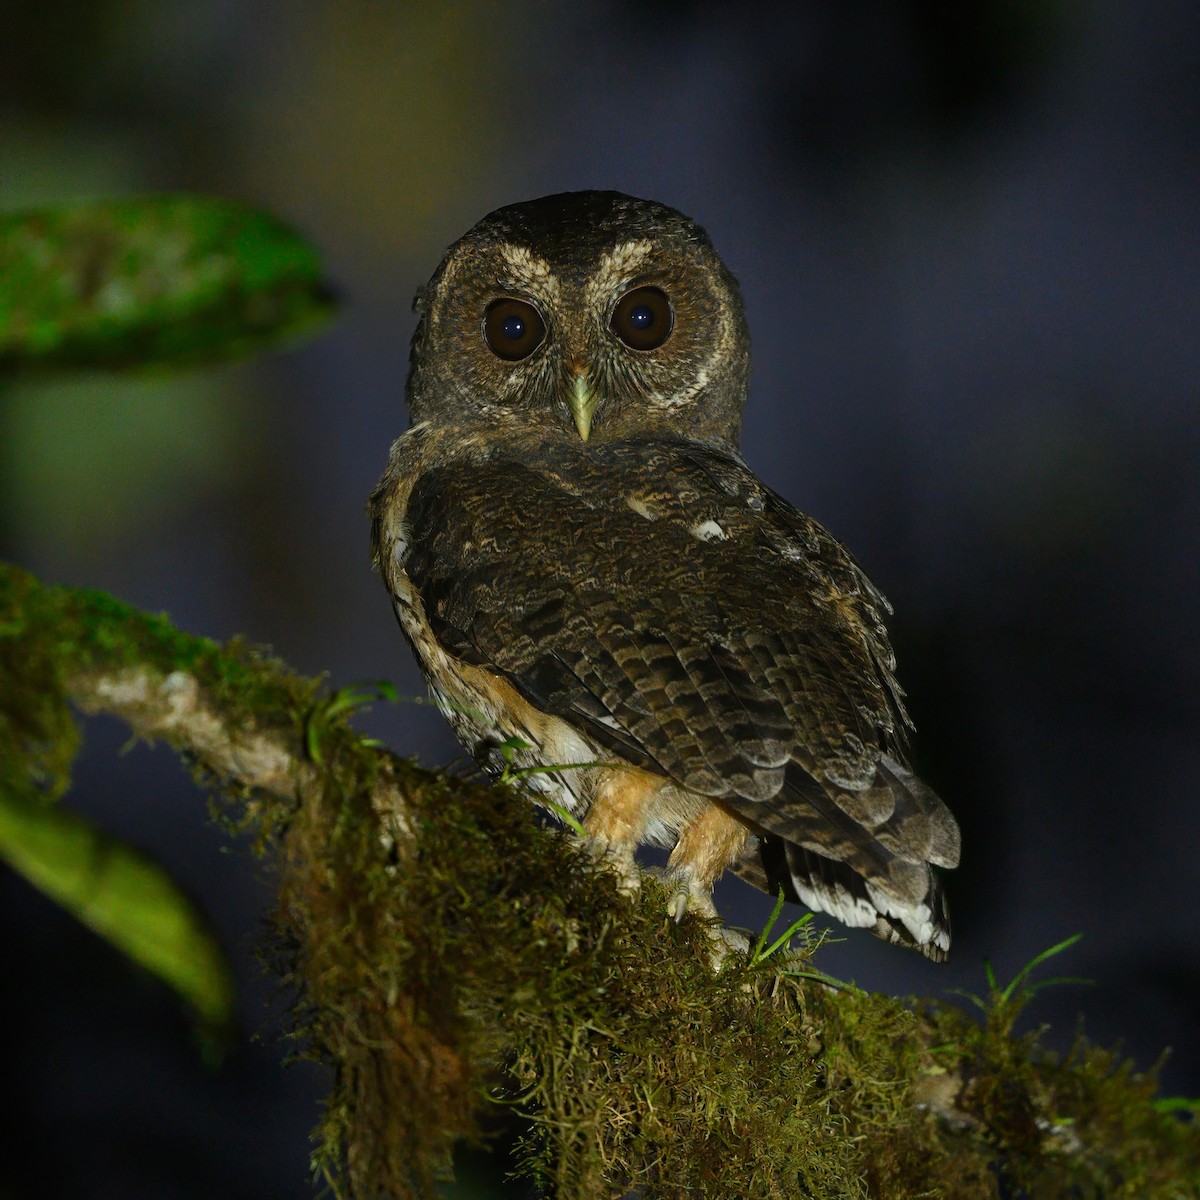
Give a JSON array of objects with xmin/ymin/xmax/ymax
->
[
  {"xmin": 995, "ymin": 932, "xmax": 1085, "ymax": 1007},
  {"xmin": 749, "ymin": 888, "xmax": 789, "ymax": 965},
  {"xmin": 541, "ymin": 800, "xmax": 587, "ymax": 838},
  {"xmin": 304, "ymin": 680, "xmax": 401, "ymax": 765},
  {"xmin": 747, "ymin": 889, "xmax": 823, "ymax": 966},
  {"xmin": 0, "ymin": 194, "xmax": 336, "ymax": 369},
  {"xmin": 0, "ymin": 787, "xmax": 235, "ymax": 1036}
]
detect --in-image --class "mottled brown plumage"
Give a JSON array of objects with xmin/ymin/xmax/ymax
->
[{"xmin": 370, "ymin": 191, "xmax": 960, "ymax": 959}]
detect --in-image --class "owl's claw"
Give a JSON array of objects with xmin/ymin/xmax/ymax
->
[
  {"xmin": 643, "ymin": 866, "xmax": 750, "ymax": 968},
  {"xmin": 644, "ymin": 865, "xmax": 704, "ymax": 920}
]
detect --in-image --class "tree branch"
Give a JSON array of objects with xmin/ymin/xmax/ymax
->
[
  {"xmin": 75, "ymin": 663, "xmax": 315, "ymax": 797},
  {"xmin": 2, "ymin": 562, "xmax": 1196, "ymax": 1200}
]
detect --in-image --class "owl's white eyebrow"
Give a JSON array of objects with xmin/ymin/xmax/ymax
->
[
  {"xmin": 497, "ymin": 244, "xmax": 560, "ymax": 297},
  {"xmin": 591, "ymin": 239, "xmax": 655, "ymax": 293}
]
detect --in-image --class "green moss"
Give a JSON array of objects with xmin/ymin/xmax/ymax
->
[
  {"xmin": 0, "ymin": 563, "xmax": 320, "ymax": 757},
  {"xmin": 268, "ymin": 733, "xmax": 1200, "ymax": 1199},
  {"xmin": 0, "ymin": 567, "xmax": 83, "ymax": 802}
]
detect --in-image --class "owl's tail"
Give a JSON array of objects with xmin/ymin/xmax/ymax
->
[
  {"xmin": 755, "ymin": 833, "xmax": 952, "ymax": 962},
  {"xmin": 729, "ymin": 754, "xmax": 959, "ymax": 961}
]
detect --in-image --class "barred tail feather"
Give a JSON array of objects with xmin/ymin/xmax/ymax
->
[{"xmin": 737, "ymin": 833, "xmax": 952, "ymax": 962}]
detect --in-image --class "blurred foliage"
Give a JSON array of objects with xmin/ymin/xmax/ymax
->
[
  {"xmin": 0, "ymin": 787, "xmax": 235, "ymax": 1045},
  {"xmin": 0, "ymin": 556, "xmax": 237, "ymax": 1042},
  {"xmin": 0, "ymin": 191, "xmax": 335, "ymax": 1044},
  {"xmin": 0, "ymin": 195, "xmax": 334, "ymax": 369}
]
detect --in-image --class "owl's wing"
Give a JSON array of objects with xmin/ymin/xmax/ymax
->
[{"xmin": 397, "ymin": 441, "xmax": 959, "ymax": 958}]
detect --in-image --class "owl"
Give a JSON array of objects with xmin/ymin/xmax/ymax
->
[{"xmin": 369, "ymin": 191, "xmax": 960, "ymax": 960}]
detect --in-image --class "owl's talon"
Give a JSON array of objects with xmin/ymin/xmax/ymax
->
[
  {"xmin": 645, "ymin": 866, "xmax": 715, "ymax": 924},
  {"xmin": 644, "ymin": 867, "xmax": 750, "ymax": 968}
]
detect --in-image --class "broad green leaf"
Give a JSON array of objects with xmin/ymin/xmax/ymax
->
[
  {"xmin": 0, "ymin": 194, "xmax": 335, "ymax": 369},
  {"xmin": 0, "ymin": 787, "xmax": 235, "ymax": 1034}
]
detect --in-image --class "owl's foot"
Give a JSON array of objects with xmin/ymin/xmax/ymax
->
[
  {"xmin": 645, "ymin": 866, "xmax": 749, "ymax": 967},
  {"xmin": 585, "ymin": 833, "xmax": 642, "ymax": 897},
  {"xmin": 647, "ymin": 864, "xmax": 717, "ymax": 923},
  {"xmin": 709, "ymin": 925, "xmax": 752, "ymax": 967},
  {"xmin": 648, "ymin": 864, "xmax": 748, "ymax": 964}
]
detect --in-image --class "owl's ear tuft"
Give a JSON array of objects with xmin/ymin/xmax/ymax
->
[{"xmin": 412, "ymin": 286, "xmax": 429, "ymax": 315}]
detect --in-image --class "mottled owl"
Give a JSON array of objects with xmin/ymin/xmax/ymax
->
[{"xmin": 370, "ymin": 191, "xmax": 960, "ymax": 960}]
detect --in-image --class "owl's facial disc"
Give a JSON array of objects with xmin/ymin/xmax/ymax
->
[{"xmin": 413, "ymin": 208, "xmax": 749, "ymax": 449}]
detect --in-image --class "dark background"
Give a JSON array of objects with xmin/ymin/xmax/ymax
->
[{"xmin": 2, "ymin": 2, "xmax": 1197, "ymax": 1196}]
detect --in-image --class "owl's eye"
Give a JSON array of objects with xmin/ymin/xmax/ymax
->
[
  {"xmin": 484, "ymin": 298, "xmax": 546, "ymax": 361},
  {"xmin": 611, "ymin": 286, "xmax": 673, "ymax": 351}
]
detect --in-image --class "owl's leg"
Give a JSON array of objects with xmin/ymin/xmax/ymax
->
[
  {"xmin": 660, "ymin": 804, "xmax": 752, "ymax": 962},
  {"xmin": 666, "ymin": 801, "xmax": 751, "ymax": 915},
  {"xmin": 582, "ymin": 767, "xmax": 664, "ymax": 897}
]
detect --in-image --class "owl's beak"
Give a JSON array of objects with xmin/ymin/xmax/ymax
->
[{"xmin": 567, "ymin": 373, "xmax": 598, "ymax": 442}]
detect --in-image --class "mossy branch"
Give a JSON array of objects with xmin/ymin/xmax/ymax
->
[{"xmin": 1, "ymin": 561, "xmax": 1196, "ymax": 1200}]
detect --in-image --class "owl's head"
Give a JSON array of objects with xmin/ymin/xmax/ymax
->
[{"xmin": 406, "ymin": 191, "xmax": 750, "ymax": 451}]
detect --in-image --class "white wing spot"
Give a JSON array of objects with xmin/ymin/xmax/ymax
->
[
  {"xmin": 691, "ymin": 519, "xmax": 728, "ymax": 542},
  {"xmin": 391, "ymin": 523, "xmax": 411, "ymax": 566}
]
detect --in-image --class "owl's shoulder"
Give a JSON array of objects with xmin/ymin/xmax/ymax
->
[{"xmin": 388, "ymin": 433, "xmax": 886, "ymax": 631}]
